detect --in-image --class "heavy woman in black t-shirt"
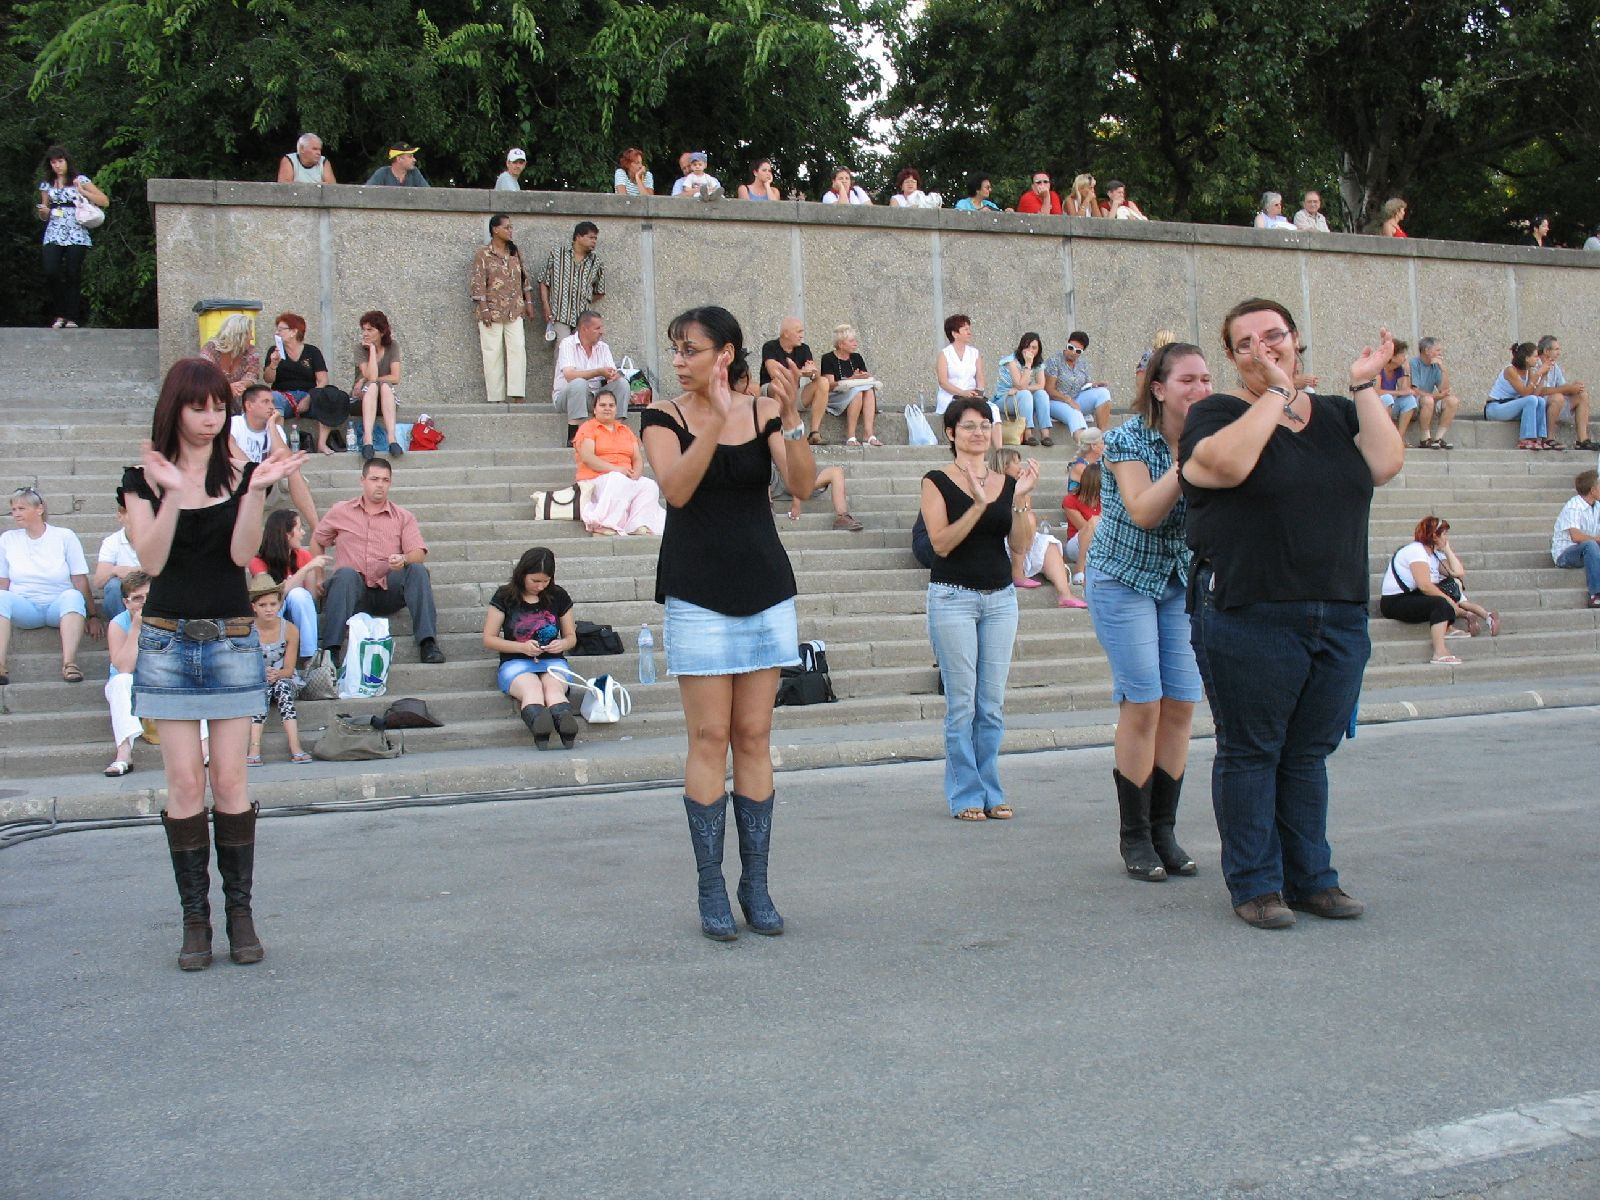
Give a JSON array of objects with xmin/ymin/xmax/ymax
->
[
  {"xmin": 124, "ymin": 357, "xmax": 307, "ymax": 970},
  {"xmin": 1179, "ymin": 298, "xmax": 1403, "ymax": 931},
  {"xmin": 919, "ymin": 396, "xmax": 1040, "ymax": 822},
  {"xmin": 639, "ymin": 305, "xmax": 815, "ymax": 941}
]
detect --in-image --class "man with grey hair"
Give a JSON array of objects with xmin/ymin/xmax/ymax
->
[
  {"xmin": 277, "ymin": 133, "xmax": 336, "ymax": 184},
  {"xmin": 1409, "ymin": 337, "xmax": 1461, "ymax": 449},
  {"xmin": 552, "ymin": 311, "xmax": 630, "ymax": 445},
  {"xmin": 1293, "ymin": 190, "xmax": 1330, "ymax": 232}
]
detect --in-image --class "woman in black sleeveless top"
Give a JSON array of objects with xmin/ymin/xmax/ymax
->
[
  {"xmin": 123, "ymin": 357, "xmax": 307, "ymax": 970},
  {"xmin": 920, "ymin": 397, "xmax": 1041, "ymax": 821},
  {"xmin": 639, "ymin": 306, "xmax": 815, "ymax": 941}
]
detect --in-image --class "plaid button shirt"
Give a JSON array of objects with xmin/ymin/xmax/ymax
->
[{"xmin": 1086, "ymin": 416, "xmax": 1191, "ymax": 597}]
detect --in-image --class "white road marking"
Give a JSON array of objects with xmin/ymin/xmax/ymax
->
[{"xmin": 1325, "ymin": 1089, "xmax": 1600, "ymax": 1177}]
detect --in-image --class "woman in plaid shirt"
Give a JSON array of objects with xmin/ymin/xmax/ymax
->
[{"xmin": 1084, "ymin": 342, "xmax": 1213, "ymax": 882}]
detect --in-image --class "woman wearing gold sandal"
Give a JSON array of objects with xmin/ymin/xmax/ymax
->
[
  {"xmin": 920, "ymin": 398, "xmax": 1040, "ymax": 821},
  {"xmin": 0, "ymin": 485, "xmax": 102, "ymax": 686}
]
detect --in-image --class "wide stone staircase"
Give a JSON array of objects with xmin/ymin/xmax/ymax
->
[{"xmin": 2, "ymin": 327, "xmax": 1597, "ymax": 820}]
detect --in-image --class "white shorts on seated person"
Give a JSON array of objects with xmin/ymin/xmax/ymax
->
[
  {"xmin": 1009, "ymin": 529, "xmax": 1063, "ymax": 579},
  {"xmin": 823, "ymin": 380, "xmax": 876, "ymax": 416}
]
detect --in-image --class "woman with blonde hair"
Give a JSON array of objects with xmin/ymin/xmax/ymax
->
[
  {"xmin": 1065, "ymin": 174, "xmax": 1101, "ymax": 217},
  {"xmin": 200, "ymin": 314, "xmax": 261, "ymax": 402},
  {"xmin": 1135, "ymin": 329, "xmax": 1179, "ymax": 394}
]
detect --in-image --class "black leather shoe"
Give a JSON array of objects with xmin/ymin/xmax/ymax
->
[
  {"xmin": 1286, "ymin": 887, "xmax": 1365, "ymax": 920},
  {"xmin": 419, "ymin": 637, "xmax": 446, "ymax": 664},
  {"xmin": 1234, "ymin": 892, "xmax": 1296, "ymax": 929}
]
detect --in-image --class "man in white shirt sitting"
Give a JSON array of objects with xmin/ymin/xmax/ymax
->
[
  {"xmin": 231, "ymin": 383, "xmax": 319, "ymax": 530},
  {"xmin": 1293, "ymin": 190, "xmax": 1332, "ymax": 233},
  {"xmin": 95, "ymin": 486, "xmax": 143, "ymax": 619},
  {"xmin": 1551, "ymin": 468, "xmax": 1600, "ymax": 608},
  {"xmin": 552, "ymin": 311, "xmax": 631, "ymax": 446}
]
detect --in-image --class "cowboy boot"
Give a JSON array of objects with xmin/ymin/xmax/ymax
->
[
  {"xmin": 1149, "ymin": 767, "xmax": 1198, "ymax": 876},
  {"xmin": 1113, "ymin": 769, "xmax": 1167, "ymax": 881},
  {"xmin": 161, "ymin": 810, "xmax": 212, "ymax": 970},
  {"xmin": 213, "ymin": 804, "xmax": 265, "ymax": 964},
  {"xmin": 730, "ymin": 791, "xmax": 783, "ymax": 935},
  {"xmin": 683, "ymin": 795, "xmax": 736, "ymax": 941}
]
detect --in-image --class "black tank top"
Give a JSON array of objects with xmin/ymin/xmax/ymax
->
[
  {"xmin": 639, "ymin": 401, "xmax": 798, "ymax": 616},
  {"xmin": 122, "ymin": 461, "xmax": 258, "ymax": 620},
  {"xmin": 924, "ymin": 470, "xmax": 1016, "ymax": 591}
]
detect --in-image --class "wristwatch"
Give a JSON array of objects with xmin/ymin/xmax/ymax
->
[{"xmin": 781, "ymin": 423, "xmax": 807, "ymax": 441}]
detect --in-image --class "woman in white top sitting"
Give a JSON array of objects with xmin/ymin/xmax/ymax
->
[
  {"xmin": 0, "ymin": 484, "xmax": 101, "ymax": 684},
  {"xmin": 821, "ymin": 167, "xmax": 872, "ymax": 205},
  {"xmin": 1253, "ymin": 192, "xmax": 1295, "ymax": 230},
  {"xmin": 1379, "ymin": 515, "xmax": 1497, "ymax": 664},
  {"xmin": 935, "ymin": 313, "xmax": 1000, "ymax": 449}
]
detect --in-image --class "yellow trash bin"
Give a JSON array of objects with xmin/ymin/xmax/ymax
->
[{"xmin": 192, "ymin": 298, "xmax": 262, "ymax": 349}]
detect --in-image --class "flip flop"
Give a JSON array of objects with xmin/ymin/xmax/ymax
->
[
  {"xmin": 1429, "ymin": 654, "xmax": 1462, "ymax": 665},
  {"xmin": 866, "ymin": 436, "xmax": 884, "ymax": 447},
  {"xmin": 985, "ymin": 804, "xmax": 1014, "ymax": 820},
  {"xmin": 246, "ymin": 754, "xmax": 264, "ymax": 766},
  {"xmin": 290, "ymin": 751, "xmax": 314, "ymax": 764},
  {"xmin": 1058, "ymin": 596, "xmax": 1089, "ymax": 609},
  {"xmin": 1013, "ymin": 577, "xmax": 1044, "ymax": 589}
]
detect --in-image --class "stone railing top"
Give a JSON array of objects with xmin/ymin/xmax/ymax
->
[{"xmin": 147, "ymin": 179, "xmax": 1597, "ymax": 270}]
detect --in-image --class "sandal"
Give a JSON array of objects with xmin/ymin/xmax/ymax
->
[
  {"xmin": 1013, "ymin": 577, "xmax": 1043, "ymax": 589},
  {"xmin": 61, "ymin": 662, "xmax": 83, "ymax": 683},
  {"xmin": 807, "ymin": 432, "xmax": 825, "ymax": 446},
  {"xmin": 1058, "ymin": 596, "xmax": 1089, "ymax": 609},
  {"xmin": 1039, "ymin": 435, "xmax": 1054, "ymax": 447},
  {"xmin": 985, "ymin": 804, "xmax": 1014, "ymax": 820},
  {"xmin": 1486, "ymin": 610, "xmax": 1500, "ymax": 636},
  {"xmin": 290, "ymin": 751, "xmax": 314, "ymax": 764},
  {"xmin": 1435, "ymin": 437, "xmax": 1455, "ymax": 449},
  {"xmin": 953, "ymin": 807, "xmax": 987, "ymax": 822},
  {"xmin": 1419, "ymin": 438, "xmax": 1439, "ymax": 449},
  {"xmin": 51, "ymin": 318, "xmax": 65, "ymax": 330},
  {"xmin": 1543, "ymin": 439, "xmax": 1566, "ymax": 451},
  {"xmin": 1517, "ymin": 440, "xmax": 1544, "ymax": 451},
  {"xmin": 1430, "ymin": 654, "xmax": 1462, "ymax": 665},
  {"xmin": 866, "ymin": 435, "xmax": 883, "ymax": 447},
  {"xmin": 1445, "ymin": 627, "xmax": 1471, "ymax": 638},
  {"xmin": 246, "ymin": 753, "xmax": 264, "ymax": 766},
  {"xmin": 1576, "ymin": 439, "xmax": 1600, "ymax": 451},
  {"xmin": 103, "ymin": 760, "xmax": 133, "ymax": 778},
  {"xmin": 845, "ymin": 436, "xmax": 861, "ymax": 447}
]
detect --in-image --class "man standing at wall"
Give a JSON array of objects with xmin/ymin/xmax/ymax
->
[
  {"xmin": 539, "ymin": 221, "xmax": 606, "ymax": 343},
  {"xmin": 365, "ymin": 144, "xmax": 429, "ymax": 187}
]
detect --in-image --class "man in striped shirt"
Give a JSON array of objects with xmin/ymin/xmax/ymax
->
[{"xmin": 538, "ymin": 221, "xmax": 606, "ymax": 341}]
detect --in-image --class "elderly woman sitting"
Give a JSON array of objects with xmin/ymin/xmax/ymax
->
[
  {"xmin": 574, "ymin": 392, "xmax": 666, "ymax": 536},
  {"xmin": 200, "ymin": 314, "xmax": 262, "ymax": 403},
  {"xmin": 1253, "ymin": 192, "xmax": 1295, "ymax": 230},
  {"xmin": 814, "ymin": 323, "xmax": 882, "ymax": 446},
  {"xmin": 0, "ymin": 485, "xmax": 102, "ymax": 684}
]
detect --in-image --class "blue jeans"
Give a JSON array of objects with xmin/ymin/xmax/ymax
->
[
  {"xmin": 1190, "ymin": 573, "xmax": 1369, "ymax": 906},
  {"xmin": 283, "ymin": 585, "xmax": 320, "ymax": 656},
  {"xmin": 0, "ymin": 587, "xmax": 86, "ymax": 627},
  {"xmin": 1485, "ymin": 394, "xmax": 1546, "ymax": 439},
  {"xmin": 1001, "ymin": 388, "xmax": 1051, "ymax": 429},
  {"xmin": 927, "ymin": 583, "xmax": 1018, "ymax": 814},
  {"xmin": 1046, "ymin": 400, "xmax": 1088, "ymax": 435},
  {"xmin": 1556, "ymin": 542, "xmax": 1600, "ymax": 594},
  {"xmin": 102, "ymin": 574, "xmax": 126, "ymax": 621}
]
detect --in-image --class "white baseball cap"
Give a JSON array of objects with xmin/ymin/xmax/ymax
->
[{"xmin": 507, "ymin": 148, "xmax": 527, "ymax": 163}]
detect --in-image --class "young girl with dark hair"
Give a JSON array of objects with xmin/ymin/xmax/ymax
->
[
  {"xmin": 483, "ymin": 547, "xmax": 580, "ymax": 750},
  {"xmin": 36, "ymin": 143, "xmax": 109, "ymax": 329}
]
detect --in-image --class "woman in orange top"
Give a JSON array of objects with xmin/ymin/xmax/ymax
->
[{"xmin": 574, "ymin": 392, "xmax": 667, "ymax": 536}]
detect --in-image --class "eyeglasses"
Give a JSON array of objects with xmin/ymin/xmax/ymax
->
[
  {"xmin": 1232, "ymin": 327, "xmax": 1294, "ymax": 355},
  {"xmin": 955, "ymin": 422, "xmax": 993, "ymax": 434},
  {"xmin": 667, "ymin": 343, "xmax": 712, "ymax": 361}
]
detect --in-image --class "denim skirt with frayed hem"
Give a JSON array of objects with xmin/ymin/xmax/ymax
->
[
  {"xmin": 133, "ymin": 623, "xmax": 268, "ymax": 720},
  {"xmin": 664, "ymin": 596, "xmax": 800, "ymax": 676}
]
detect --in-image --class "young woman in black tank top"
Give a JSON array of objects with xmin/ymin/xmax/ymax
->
[
  {"xmin": 123, "ymin": 357, "xmax": 307, "ymax": 970},
  {"xmin": 639, "ymin": 306, "xmax": 815, "ymax": 941}
]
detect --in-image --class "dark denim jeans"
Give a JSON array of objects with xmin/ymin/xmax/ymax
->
[{"xmin": 1190, "ymin": 571, "xmax": 1369, "ymax": 907}]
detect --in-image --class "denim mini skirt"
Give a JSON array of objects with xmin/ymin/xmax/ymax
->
[
  {"xmin": 132, "ymin": 620, "xmax": 268, "ymax": 720},
  {"xmin": 664, "ymin": 596, "xmax": 800, "ymax": 676}
]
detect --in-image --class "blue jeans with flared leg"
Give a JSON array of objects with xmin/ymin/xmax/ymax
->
[
  {"xmin": 1189, "ymin": 570, "xmax": 1369, "ymax": 906},
  {"xmin": 927, "ymin": 582, "xmax": 1018, "ymax": 815}
]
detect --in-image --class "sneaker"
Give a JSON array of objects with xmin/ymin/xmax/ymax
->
[
  {"xmin": 1286, "ymin": 887, "xmax": 1365, "ymax": 920},
  {"xmin": 1234, "ymin": 892, "xmax": 1296, "ymax": 929},
  {"xmin": 832, "ymin": 513, "xmax": 864, "ymax": 532},
  {"xmin": 1589, "ymin": 595, "xmax": 1600, "ymax": 609}
]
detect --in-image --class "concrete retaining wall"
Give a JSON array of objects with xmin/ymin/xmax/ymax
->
[{"xmin": 148, "ymin": 180, "xmax": 1600, "ymax": 413}]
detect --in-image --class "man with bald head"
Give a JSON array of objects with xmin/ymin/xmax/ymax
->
[{"xmin": 760, "ymin": 317, "xmax": 824, "ymax": 433}]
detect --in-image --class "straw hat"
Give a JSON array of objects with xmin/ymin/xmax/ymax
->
[{"xmin": 248, "ymin": 572, "xmax": 283, "ymax": 600}]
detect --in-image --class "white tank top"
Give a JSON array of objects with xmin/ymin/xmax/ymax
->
[
  {"xmin": 935, "ymin": 343, "xmax": 980, "ymax": 412},
  {"xmin": 229, "ymin": 414, "xmax": 283, "ymax": 463},
  {"xmin": 285, "ymin": 154, "xmax": 325, "ymax": 183}
]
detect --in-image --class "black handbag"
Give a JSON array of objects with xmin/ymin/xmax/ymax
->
[
  {"xmin": 774, "ymin": 640, "xmax": 837, "ymax": 707},
  {"xmin": 571, "ymin": 620, "xmax": 625, "ymax": 656}
]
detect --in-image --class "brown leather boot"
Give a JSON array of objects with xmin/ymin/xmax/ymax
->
[
  {"xmin": 161, "ymin": 810, "xmax": 212, "ymax": 970},
  {"xmin": 213, "ymin": 805, "xmax": 264, "ymax": 964}
]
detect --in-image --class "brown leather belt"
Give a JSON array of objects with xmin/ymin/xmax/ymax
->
[{"xmin": 142, "ymin": 616, "xmax": 254, "ymax": 641}]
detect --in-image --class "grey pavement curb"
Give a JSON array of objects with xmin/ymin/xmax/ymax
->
[{"xmin": 6, "ymin": 678, "xmax": 1598, "ymax": 825}]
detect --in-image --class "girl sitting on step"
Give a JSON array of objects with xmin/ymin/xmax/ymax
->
[{"xmin": 483, "ymin": 547, "xmax": 581, "ymax": 750}]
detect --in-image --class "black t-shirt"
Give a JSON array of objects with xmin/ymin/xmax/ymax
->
[
  {"xmin": 759, "ymin": 339, "xmax": 812, "ymax": 386},
  {"xmin": 923, "ymin": 470, "xmax": 1016, "ymax": 590},
  {"xmin": 268, "ymin": 342, "xmax": 328, "ymax": 393},
  {"xmin": 121, "ymin": 461, "xmax": 258, "ymax": 620},
  {"xmin": 640, "ymin": 400, "xmax": 798, "ymax": 615},
  {"xmin": 1179, "ymin": 392, "xmax": 1374, "ymax": 610},
  {"xmin": 489, "ymin": 582, "xmax": 573, "ymax": 664},
  {"xmin": 819, "ymin": 351, "xmax": 867, "ymax": 384}
]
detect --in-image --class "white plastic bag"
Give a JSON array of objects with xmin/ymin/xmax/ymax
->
[
  {"xmin": 904, "ymin": 404, "xmax": 939, "ymax": 447},
  {"xmin": 337, "ymin": 613, "xmax": 394, "ymax": 699},
  {"xmin": 548, "ymin": 664, "xmax": 632, "ymax": 724}
]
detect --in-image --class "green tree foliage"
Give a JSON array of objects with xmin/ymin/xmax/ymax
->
[
  {"xmin": 883, "ymin": 0, "xmax": 1599, "ymax": 240},
  {"xmin": 3, "ymin": 0, "xmax": 893, "ymax": 327}
]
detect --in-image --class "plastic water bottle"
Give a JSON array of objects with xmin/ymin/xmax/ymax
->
[
  {"xmin": 637, "ymin": 624, "xmax": 657, "ymax": 684},
  {"xmin": 917, "ymin": 388, "xmax": 927, "ymax": 411},
  {"xmin": 544, "ymin": 320, "xmax": 558, "ymax": 343}
]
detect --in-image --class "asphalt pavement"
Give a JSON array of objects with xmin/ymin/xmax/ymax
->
[{"xmin": 3, "ymin": 707, "xmax": 1598, "ymax": 1200}]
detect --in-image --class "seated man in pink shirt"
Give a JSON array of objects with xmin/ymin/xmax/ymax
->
[{"xmin": 310, "ymin": 457, "xmax": 444, "ymax": 663}]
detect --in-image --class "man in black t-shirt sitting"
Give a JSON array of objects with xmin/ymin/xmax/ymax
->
[{"xmin": 760, "ymin": 317, "xmax": 826, "ymax": 441}]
